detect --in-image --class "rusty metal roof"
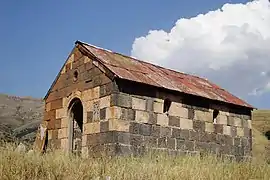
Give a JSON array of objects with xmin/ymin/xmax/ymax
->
[{"xmin": 78, "ymin": 41, "xmax": 253, "ymax": 109}]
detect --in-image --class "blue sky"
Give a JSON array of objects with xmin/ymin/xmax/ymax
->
[{"xmin": 1, "ymin": 0, "xmax": 269, "ymax": 109}]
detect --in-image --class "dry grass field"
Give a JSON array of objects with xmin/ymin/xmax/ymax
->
[
  {"xmin": 0, "ymin": 95, "xmax": 270, "ymax": 180},
  {"xmin": 1, "ymin": 128, "xmax": 270, "ymax": 180}
]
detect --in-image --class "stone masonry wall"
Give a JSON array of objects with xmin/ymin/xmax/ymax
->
[{"xmin": 91, "ymin": 80, "xmax": 253, "ymax": 161}]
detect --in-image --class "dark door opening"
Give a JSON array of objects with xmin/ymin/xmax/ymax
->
[{"xmin": 69, "ymin": 98, "xmax": 83, "ymax": 155}]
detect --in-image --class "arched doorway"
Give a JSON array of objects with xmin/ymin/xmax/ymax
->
[{"xmin": 68, "ymin": 98, "xmax": 83, "ymax": 155}]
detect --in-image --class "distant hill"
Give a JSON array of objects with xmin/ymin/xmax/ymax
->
[{"xmin": 0, "ymin": 94, "xmax": 44, "ymax": 143}]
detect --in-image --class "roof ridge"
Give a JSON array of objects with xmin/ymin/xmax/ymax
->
[
  {"xmin": 76, "ymin": 40, "xmax": 253, "ymax": 108},
  {"xmin": 76, "ymin": 40, "xmax": 212, "ymax": 83}
]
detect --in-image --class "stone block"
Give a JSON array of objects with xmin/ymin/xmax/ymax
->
[
  {"xmin": 200, "ymin": 132, "xmax": 216, "ymax": 142},
  {"xmin": 115, "ymin": 132, "xmax": 130, "ymax": 144},
  {"xmin": 167, "ymin": 138, "xmax": 176, "ymax": 150},
  {"xmin": 237, "ymin": 127, "xmax": 244, "ymax": 137},
  {"xmin": 157, "ymin": 137, "xmax": 167, "ymax": 148},
  {"xmin": 146, "ymin": 99, "xmax": 154, "ymax": 112},
  {"xmin": 194, "ymin": 110, "xmax": 212, "ymax": 122},
  {"xmin": 153, "ymin": 101, "xmax": 163, "ymax": 113},
  {"xmin": 87, "ymin": 111, "xmax": 93, "ymax": 123},
  {"xmin": 160, "ymin": 126, "xmax": 172, "ymax": 137},
  {"xmin": 172, "ymin": 128, "xmax": 181, "ymax": 138},
  {"xmin": 188, "ymin": 108, "xmax": 195, "ymax": 119},
  {"xmin": 61, "ymin": 138, "xmax": 68, "ymax": 150},
  {"xmin": 151, "ymin": 125, "xmax": 160, "ymax": 137},
  {"xmin": 234, "ymin": 117, "xmax": 243, "ymax": 127},
  {"xmin": 168, "ymin": 116, "xmax": 180, "ymax": 127},
  {"xmin": 82, "ymin": 135, "xmax": 87, "ymax": 146},
  {"xmin": 247, "ymin": 120, "xmax": 252, "ymax": 129},
  {"xmin": 231, "ymin": 126, "xmax": 237, "ymax": 137},
  {"xmin": 55, "ymin": 119, "xmax": 61, "ymax": 129},
  {"xmin": 223, "ymin": 125, "xmax": 231, "ymax": 136},
  {"xmin": 216, "ymin": 134, "xmax": 233, "ymax": 146},
  {"xmin": 177, "ymin": 140, "xmax": 195, "ymax": 151},
  {"xmin": 180, "ymin": 118, "xmax": 193, "ymax": 130},
  {"xmin": 176, "ymin": 139, "xmax": 185, "ymax": 150},
  {"xmin": 100, "ymin": 121, "xmax": 109, "ymax": 132},
  {"xmin": 144, "ymin": 136, "xmax": 157, "ymax": 148},
  {"xmin": 44, "ymin": 110, "xmax": 56, "ymax": 121},
  {"xmin": 172, "ymin": 128, "xmax": 189, "ymax": 140},
  {"xmin": 106, "ymin": 106, "xmax": 122, "ymax": 119},
  {"xmin": 100, "ymin": 82, "xmax": 118, "ymax": 97},
  {"xmin": 50, "ymin": 99, "xmax": 63, "ymax": 110},
  {"xmin": 61, "ymin": 117, "xmax": 68, "ymax": 128},
  {"xmin": 139, "ymin": 123, "xmax": 152, "ymax": 136},
  {"xmin": 148, "ymin": 112, "xmax": 157, "ymax": 124},
  {"xmin": 109, "ymin": 119, "xmax": 130, "ymax": 132},
  {"xmin": 189, "ymin": 130, "xmax": 200, "ymax": 141},
  {"xmin": 99, "ymin": 95, "xmax": 111, "ymax": 109},
  {"xmin": 234, "ymin": 137, "xmax": 241, "ymax": 147},
  {"xmin": 130, "ymin": 134, "xmax": 143, "ymax": 146},
  {"xmin": 242, "ymin": 120, "xmax": 248, "ymax": 128},
  {"xmin": 214, "ymin": 124, "xmax": 223, "ymax": 134},
  {"xmin": 244, "ymin": 128, "xmax": 252, "ymax": 138},
  {"xmin": 129, "ymin": 122, "xmax": 140, "ymax": 134},
  {"xmin": 132, "ymin": 97, "xmax": 146, "ymax": 110},
  {"xmin": 58, "ymin": 128, "xmax": 68, "ymax": 139},
  {"xmin": 100, "ymin": 108, "xmax": 106, "ymax": 120},
  {"xmin": 193, "ymin": 120, "xmax": 205, "ymax": 132},
  {"xmin": 135, "ymin": 110, "xmax": 149, "ymax": 123},
  {"xmin": 111, "ymin": 93, "xmax": 132, "ymax": 108},
  {"xmin": 83, "ymin": 122, "xmax": 100, "ymax": 134},
  {"xmin": 84, "ymin": 100, "xmax": 93, "ymax": 112},
  {"xmin": 205, "ymin": 122, "xmax": 214, "ymax": 133},
  {"xmin": 55, "ymin": 108, "xmax": 65, "ymax": 119},
  {"xmin": 227, "ymin": 116, "xmax": 234, "ymax": 126},
  {"xmin": 157, "ymin": 113, "xmax": 169, "ymax": 126},
  {"xmin": 93, "ymin": 101, "xmax": 100, "ymax": 121},
  {"xmin": 82, "ymin": 89, "xmax": 92, "ymax": 102},
  {"xmin": 168, "ymin": 103, "xmax": 188, "ymax": 118},
  {"xmin": 195, "ymin": 142, "xmax": 209, "ymax": 152},
  {"xmin": 216, "ymin": 115, "xmax": 228, "ymax": 125},
  {"xmin": 45, "ymin": 102, "xmax": 51, "ymax": 112},
  {"xmin": 121, "ymin": 108, "xmax": 135, "ymax": 121}
]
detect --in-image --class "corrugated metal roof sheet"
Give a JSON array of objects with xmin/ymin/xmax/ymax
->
[{"xmin": 78, "ymin": 41, "xmax": 253, "ymax": 109}]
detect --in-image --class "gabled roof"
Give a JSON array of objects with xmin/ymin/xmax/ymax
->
[
  {"xmin": 76, "ymin": 41, "xmax": 253, "ymax": 109},
  {"xmin": 44, "ymin": 40, "xmax": 253, "ymax": 109}
]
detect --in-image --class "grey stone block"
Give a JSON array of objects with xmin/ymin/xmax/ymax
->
[
  {"xmin": 168, "ymin": 116, "xmax": 180, "ymax": 127},
  {"xmin": 193, "ymin": 120, "xmax": 205, "ymax": 132},
  {"xmin": 160, "ymin": 127, "xmax": 171, "ymax": 137},
  {"xmin": 129, "ymin": 122, "xmax": 140, "ymax": 134},
  {"xmin": 139, "ymin": 123, "xmax": 151, "ymax": 136},
  {"xmin": 111, "ymin": 93, "xmax": 132, "ymax": 108},
  {"xmin": 151, "ymin": 125, "xmax": 160, "ymax": 137}
]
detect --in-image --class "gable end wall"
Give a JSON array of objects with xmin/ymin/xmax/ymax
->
[{"xmin": 38, "ymin": 47, "xmax": 121, "ymax": 156}]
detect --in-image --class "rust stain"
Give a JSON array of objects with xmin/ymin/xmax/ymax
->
[{"xmin": 77, "ymin": 41, "xmax": 253, "ymax": 109}]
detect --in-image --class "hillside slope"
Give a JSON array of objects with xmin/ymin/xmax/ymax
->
[
  {"xmin": 0, "ymin": 94, "xmax": 44, "ymax": 142},
  {"xmin": 252, "ymin": 110, "xmax": 270, "ymax": 162}
]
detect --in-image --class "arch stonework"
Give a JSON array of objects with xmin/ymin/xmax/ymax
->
[{"xmin": 62, "ymin": 91, "xmax": 86, "ymax": 152}]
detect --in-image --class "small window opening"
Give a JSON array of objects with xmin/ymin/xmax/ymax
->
[
  {"xmin": 213, "ymin": 109, "xmax": 219, "ymax": 124},
  {"xmin": 163, "ymin": 98, "xmax": 172, "ymax": 114},
  {"xmin": 73, "ymin": 70, "xmax": 78, "ymax": 82},
  {"xmin": 265, "ymin": 131, "xmax": 270, "ymax": 140}
]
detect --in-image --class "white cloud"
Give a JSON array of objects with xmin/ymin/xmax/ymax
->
[{"xmin": 131, "ymin": 0, "xmax": 270, "ymax": 100}]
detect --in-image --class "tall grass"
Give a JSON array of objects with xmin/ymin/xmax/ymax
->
[{"xmin": 0, "ymin": 143, "xmax": 270, "ymax": 180}]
